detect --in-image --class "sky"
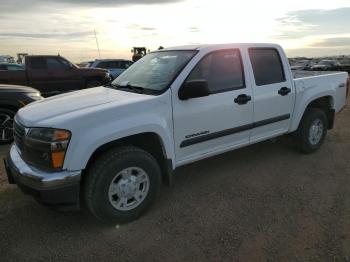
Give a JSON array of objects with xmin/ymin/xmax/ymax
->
[{"xmin": 0, "ymin": 0, "xmax": 350, "ymax": 62}]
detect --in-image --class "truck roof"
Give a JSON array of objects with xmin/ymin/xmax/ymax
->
[
  {"xmin": 25, "ymin": 55, "xmax": 61, "ymax": 57},
  {"xmin": 90, "ymin": 59, "xmax": 133, "ymax": 62},
  {"xmin": 162, "ymin": 43, "xmax": 282, "ymax": 51}
]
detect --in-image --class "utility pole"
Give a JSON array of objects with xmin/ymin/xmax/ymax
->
[{"xmin": 94, "ymin": 28, "xmax": 101, "ymax": 59}]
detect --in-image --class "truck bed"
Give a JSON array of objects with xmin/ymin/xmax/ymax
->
[
  {"xmin": 293, "ymin": 70, "xmax": 348, "ymax": 113},
  {"xmin": 0, "ymin": 69, "xmax": 27, "ymax": 86},
  {"xmin": 293, "ymin": 70, "xmax": 347, "ymax": 79}
]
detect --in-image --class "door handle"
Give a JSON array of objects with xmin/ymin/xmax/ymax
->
[
  {"xmin": 278, "ymin": 87, "xmax": 291, "ymax": 96},
  {"xmin": 234, "ymin": 94, "xmax": 251, "ymax": 105}
]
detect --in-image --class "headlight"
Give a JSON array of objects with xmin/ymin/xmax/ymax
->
[
  {"xmin": 24, "ymin": 128, "xmax": 71, "ymax": 170},
  {"xmin": 105, "ymin": 72, "xmax": 112, "ymax": 80},
  {"xmin": 26, "ymin": 92, "xmax": 42, "ymax": 100}
]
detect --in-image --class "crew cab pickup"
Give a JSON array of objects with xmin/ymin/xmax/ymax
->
[
  {"xmin": 4, "ymin": 44, "xmax": 349, "ymax": 223},
  {"xmin": 0, "ymin": 55, "xmax": 112, "ymax": 97}
]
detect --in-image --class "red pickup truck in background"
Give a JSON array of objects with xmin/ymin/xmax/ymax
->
[{"xmin": 0, "ymin": 55, "xmax": 112, "ymax": 97}]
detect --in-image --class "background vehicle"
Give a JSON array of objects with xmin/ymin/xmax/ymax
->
[
  {"xmin": 0, "ymin": 84, "xmax": 42, "ymax": 144},
  {"xmin": 0, "ymin": 55, "xmax": 15, "ymax": 63},
  {"xmin": 290, "ymin": 59, "xmax": 314, "ymax": 71},
  {"xmin": 132, "ymin": 47, "xmax": 148, "ymax": 62},
  {"xmin": 312, "ymin": 59, "xmax": 342, "ymax": 70},
  {"xmin": 5, "ymin": 43, "xmax": 349, "ymax": 224},
  {"xmin": 86, "ymin": 59, "xmax": 133, "ymax": 79},
  {"xmin": 0, "ymin": 63, "xmax": 24, "ymax": 71},
  {"xmin": 0, "ymin": 55, "xmax": 112, "ymax": 97}
]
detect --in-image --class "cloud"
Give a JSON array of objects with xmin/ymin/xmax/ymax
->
[
  {"xmin": 140, "ymin": 27, "xmax": 157, "ymax": 31},
  {"xmin": 275, "ymin": 7, "xmax": 350, "ymax": 39},
  {"xmin": 127, "ymin": 24, "xmax": 157, "ymax": 31},
  {"xmin": 43, "ymin": 0, "xmax": 184, "ymax": 5},
  {"xmin": 311, "ymin": 37, "xmax": 350, "ymax": 47},
  {"xmin": 189, "ymin": 27, "xmax": 200, "ymax": 33},
  {"xmin": 0, "ymin": 0, "xmax": 184, "ymax": 13},
  {"xmin": 0, "ymin": 31, "xmax": 92, "ymax": 40}
]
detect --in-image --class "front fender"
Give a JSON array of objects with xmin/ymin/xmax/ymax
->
[{"xmin": 64, "ymin": 115, "xmax": 174, "ymax": 171}]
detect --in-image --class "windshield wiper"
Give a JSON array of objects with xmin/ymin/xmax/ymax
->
[
  {"xmin": 112, "ymin": 83, "xmax": 145, "ymax": 93},
  {"xmin": 107, "ymin": 81, "xmax": 160, "ymax": 95}
]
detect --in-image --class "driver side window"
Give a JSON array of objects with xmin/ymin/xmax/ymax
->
[
  {"xmin": 46, "ymin": 58, "xmax": 68, "ymax": 70},
  {"xmin": 187, "ymin": 49, "xmax": 245, "ymax": 94}
]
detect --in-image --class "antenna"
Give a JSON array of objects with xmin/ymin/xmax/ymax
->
[{"xmin": 94, "ymin": 28, "xmax": 101, "ymax": 59}]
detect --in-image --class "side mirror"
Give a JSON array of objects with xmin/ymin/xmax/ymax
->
[{"xmin": 178, "ymin": 79, "xmax": 210, "ymax": 100}]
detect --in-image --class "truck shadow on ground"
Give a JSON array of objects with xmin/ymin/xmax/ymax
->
[
  {"xmin": 1, "ymin": 133, "xmax": 349, "ymax": 261},
  {"xmin": 1, "ymin": 135, "xmax": 294, "ymax": 227}
]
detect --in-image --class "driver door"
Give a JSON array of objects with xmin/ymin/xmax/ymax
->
[{"xmin": 172, "ymin": 49, "xmax": 254, "ymax": 164}]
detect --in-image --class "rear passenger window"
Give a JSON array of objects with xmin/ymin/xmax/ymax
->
[
  {"xmin": 110, "ymin": 61, "xmax": 121, "ymax": 68},
  {"xmin": 47, "ymin": 58, "xmax": 68, "ymax": 70},
  {"xmin": 249, "ymin": 48, "xmax": 285, "ymax": 86},
  {"xmin": 97, "ymin": 61, "xmax": 109, "ymax": 68},
  {"xmin": 187, "ymin": 49, "xmax": 245, "ymax": 93},
  {"xmin": 30, "ymin": 57, "xmax": 46, "ymax": 69}
]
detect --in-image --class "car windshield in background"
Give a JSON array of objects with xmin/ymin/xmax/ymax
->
[{"xmin": 111, "ymin": 50, "xmax": 197, "ymax": 94}]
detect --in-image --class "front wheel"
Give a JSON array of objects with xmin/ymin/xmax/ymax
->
[
  {"xmin": 84, "ymin": 146, "xmax": 161, "ymax": 224},
  {"xmin": 0, "ymin": 108, "xmax": 16, "ymax": 145},
  {"xmin": 293, "ymin": 108, "xmax": 328, "ymax": 153}
]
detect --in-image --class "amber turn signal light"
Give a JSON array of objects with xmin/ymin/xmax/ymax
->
[
  {"xmin": 51, "ymin": 151, "xmax": 66, "ymax": 169},
  {"xmin": 53, "ymin": 130, "xmax": 71, "ymax": 141}
]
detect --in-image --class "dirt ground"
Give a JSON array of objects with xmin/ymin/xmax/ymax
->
[{"xmin": 1, "ymin": 103, "xmax": 350, "ymax": 261}]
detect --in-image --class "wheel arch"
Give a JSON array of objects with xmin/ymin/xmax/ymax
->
[
  {"xmin": 0, "ymin": 100, "xmax": 22, "ymax": 113},
  {"xmin": 292, "ymin": 95, "xmax": 335, "ymax": 131},
  {"xmin": 82, "ymin": 132, "xmax": 174, "ymax": 187}
]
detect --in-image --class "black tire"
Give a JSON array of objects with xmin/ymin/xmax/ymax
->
[
  {"xmin": 293, "ymin": 108, "xmax": 328, "ymax": 153},
  {"xmin": 0, "ymin": 108, "xmax": 16, "ymax": 145},
  {"xmin": 84, "ymin": 146, "xmax": 161, "ymax": 224},
  {"xmin": 86, "ymin": 80, "xmax": 102, "ymax": 88}
]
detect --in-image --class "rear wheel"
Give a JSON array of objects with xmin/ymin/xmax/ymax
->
[
  {"xmin": 84, "ymin": 146, "xmax": 161, "ymax": 224},
  {"xmin": 86, "ymin": 80, "xmax": 102, "ymax": 88},
  {"xmin": 0, "ymin": 108, "xmax": 16, "ymax": 145},
  {"xmin": 293, "ymin": 108, "xmax": 327, "ymax": 153}
]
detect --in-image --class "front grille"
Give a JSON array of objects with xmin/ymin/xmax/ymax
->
[{"xmin": 13, "ymin": 120, "xmax": 25, "ymax": 153}]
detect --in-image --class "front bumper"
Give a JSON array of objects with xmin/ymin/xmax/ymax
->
[{"xmin": 4, "ymin": 145, "xmax": 81, "ymax": 207}]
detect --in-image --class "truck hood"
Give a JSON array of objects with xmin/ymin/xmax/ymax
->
[
  {"xmin": 0, "ymin": 84, "xmax": 39, "ymax": 93},
  {"xmin": 17, "ymin": 86, "xmax": 150, "ymax": 126},
  {"xmin": 312, "ymin": 65, "xmax": 328, "ymax": 69},
  {"xmin": 78, "ymin": 67, "xmax": 109, "ymax": 74}
]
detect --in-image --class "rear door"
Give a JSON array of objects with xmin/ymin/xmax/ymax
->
[
  {"xmin": 26, "ymin": 57, "xmax": 50, "ymax": 92},
  {"xmin": 109, "ymin": 61, "xmax": 124, "ymax": 78},
  {"xmin": 28, "ymin": 57, "xmax": 81, "ymax": 96},
  {"xmin": 173, "ymin": 49, "xmax": 254, "ymax": 164},
  {"xmin": 247, "ymin": 47, "xmax": 295, "ymax": 142},
  {"xmin": 45, "ymin": 57, "xmax": 82, "ymax": 93}
]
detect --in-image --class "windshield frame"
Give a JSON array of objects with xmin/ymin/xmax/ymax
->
[{"xmin": 111, "ymin": 50, "xmax": 199, "ymax": 95}]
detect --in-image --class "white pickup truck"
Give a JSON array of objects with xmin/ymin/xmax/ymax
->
[{"xmin": 4, "ymin": 44, "xmax": 349, "ymax": 223}]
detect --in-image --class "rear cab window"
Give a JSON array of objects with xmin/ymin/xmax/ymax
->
[
  {"xmin": 248, "ymin": 48, "xmax": 285, "ymax": 86},
  {"xmin": 186, "ymin": 49, "xmax": 245, "ymax": 94}
]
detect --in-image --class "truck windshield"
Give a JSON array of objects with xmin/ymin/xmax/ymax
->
[{"xmin": 111, "ymin": 50, "xmax": 197, "ymax": 94}]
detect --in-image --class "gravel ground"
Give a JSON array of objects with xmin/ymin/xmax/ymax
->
[{"xmin": 1, "ymin": 102, "xmax": 350, "ymax": 261}]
